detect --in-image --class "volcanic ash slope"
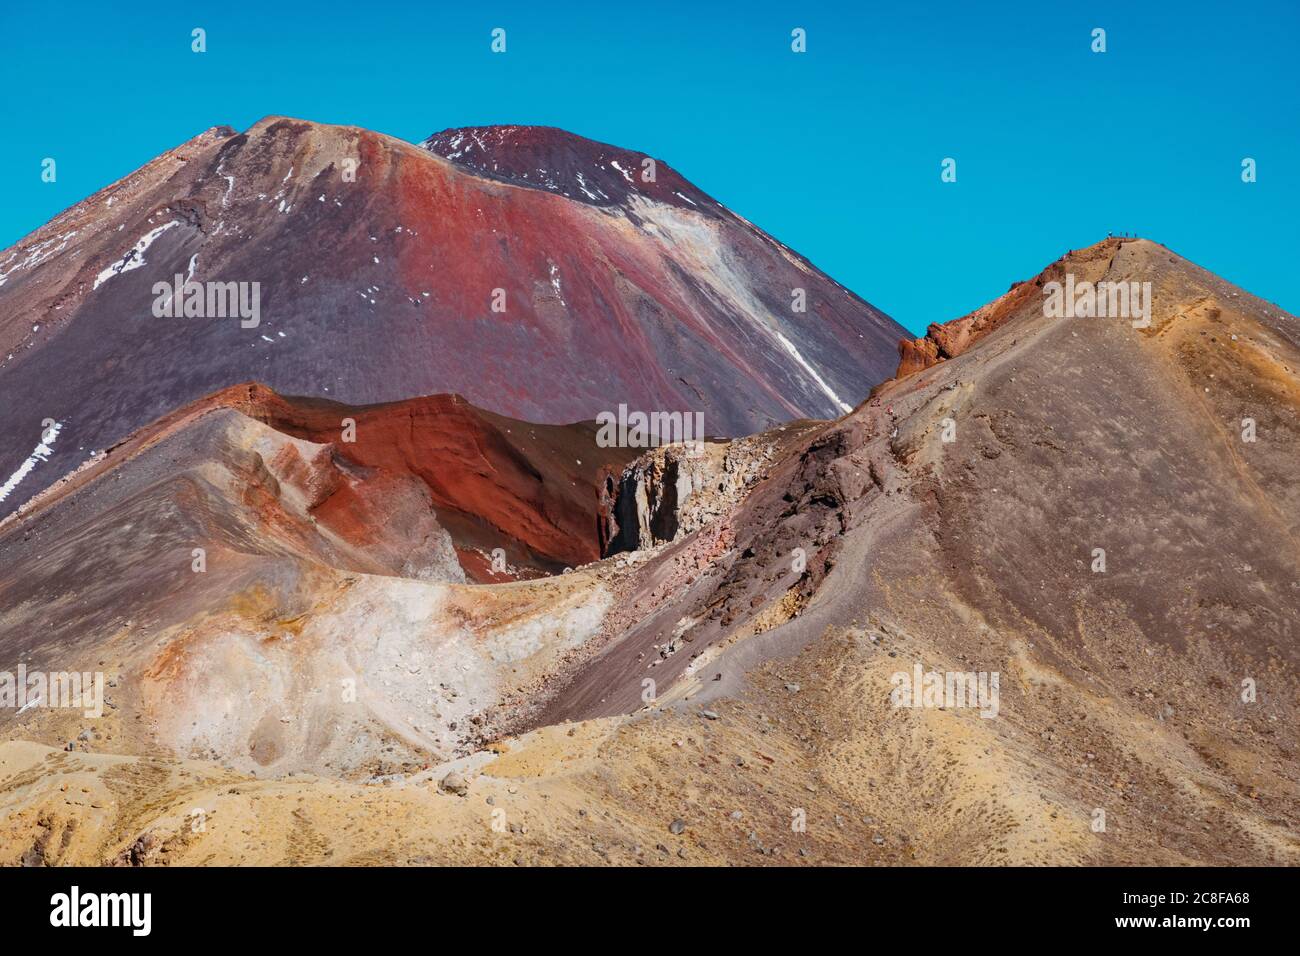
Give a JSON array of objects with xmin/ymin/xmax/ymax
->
[{"xmin": 2, "ymin": 238, "xmax": 1298, "ymax": 866}]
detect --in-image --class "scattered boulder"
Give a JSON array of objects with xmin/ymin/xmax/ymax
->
[{"xmin": 438, "ymin": 771, "xmax": 469, "ymax": 796}]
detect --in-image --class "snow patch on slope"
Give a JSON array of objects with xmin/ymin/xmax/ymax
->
[
  {"xmin": 93, "ymin": 221, "xmax": 179, "ymax": 290},
  {"xmin": 0, "ymin": 421, "xmax": 62, "ymax": 505},
  {"xmin": 626, "ymin": 196, "xmax": 853, "ymax": 416},
  {"xmin": 771, "ymin": 329, "xmax": 853, "ymax": 414}
]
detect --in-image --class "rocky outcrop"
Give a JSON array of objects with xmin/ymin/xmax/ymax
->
[
  {"xmin": 599, "ymin": 434, "xmax": 783, "ymax": 556},
  {"xmin": 894, "ymin": 237, "xmax": 1132, "ymax": 379}
]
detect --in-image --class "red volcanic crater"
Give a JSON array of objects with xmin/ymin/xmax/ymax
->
[
  {"xmin": 227, "ymin": 385, "xmax": 637, "ymax": 578},
  {"xmin": 5, "ymin": 382, "xmax": 638, "ymax": 586}
]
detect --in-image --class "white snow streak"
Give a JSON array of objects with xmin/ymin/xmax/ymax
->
[
  {"xmin": 92, "ymin": 221, "xmax": 179, "ymax": 290},
  {"xmin": 0, "ymin": 422, "xmax": 62, "ymax": 504},
  {"xmin": 772, "ymin": 329, "xmax": 853, "ymax": 414}
]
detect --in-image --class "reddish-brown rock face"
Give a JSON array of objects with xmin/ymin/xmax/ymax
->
[
  {"xmin": 0, "ymin": 116, "xmax": 905, "ymax": 520},
  {"xmin": 896, "ymin": 334, "xmax": 941, "ymax": 379},
  {"xmin": 139, "ymin": 383, "xmax": 635, "ymax": 578},
  {"xmin": 893, "ymin": 238, "xmax": 1130, "ymax": 380},
  {"xmin": 231, "ymin": 386, "xmax": 637, "ymax": 576}
]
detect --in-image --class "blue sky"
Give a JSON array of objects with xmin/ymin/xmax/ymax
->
[{"xmin": 1, "ymin": 0, "xmax": 1295, "ymax": 334}]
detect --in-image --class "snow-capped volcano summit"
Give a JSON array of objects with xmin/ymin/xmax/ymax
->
[{"xmin": 422, "ymin": 124, "xmax": 718, "ymax": 213}]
